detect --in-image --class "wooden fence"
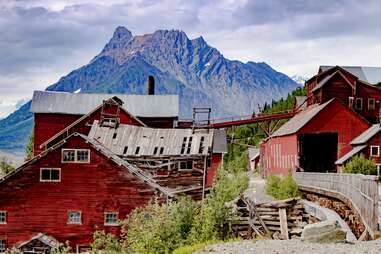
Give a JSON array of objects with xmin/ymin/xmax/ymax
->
[{"xmin": 294, "ymin": 172, "xmax": 379, "ymax": 238}]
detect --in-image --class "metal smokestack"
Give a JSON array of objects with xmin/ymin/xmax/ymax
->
[{"xmin": 148, "ymin": 76, "xmax": 155, "ymax": 95}]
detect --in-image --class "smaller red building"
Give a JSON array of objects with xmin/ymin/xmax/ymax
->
[
  {"xmin": 336, "ymin": 124, "xmax": 381, "ymax": 175},
  {"xmin": 260, "ymin": 98, "xmax": 370, "ymax": 176}
]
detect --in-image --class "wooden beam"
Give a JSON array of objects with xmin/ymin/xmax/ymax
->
[{"xmin": 279, "ymin": 208, "xmax": 289, "ymax": 240}]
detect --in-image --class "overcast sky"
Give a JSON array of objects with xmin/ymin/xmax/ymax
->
[{"xmin": 1, "ymin": 0, "xmax": 381, "ymax": 118}]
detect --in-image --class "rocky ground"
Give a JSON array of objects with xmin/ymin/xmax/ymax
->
[{"xmin": 195, "ymin": 239, "xmax": 381, "ymax": 254}]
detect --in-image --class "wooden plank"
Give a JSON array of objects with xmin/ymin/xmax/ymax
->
[{"xmin": 279, "ymin": 208, "xmax": 289, "ymax": 240}]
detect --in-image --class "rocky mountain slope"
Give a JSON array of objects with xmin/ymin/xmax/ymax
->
[{"xmin": 0, "ymin": 26, "xmax": 299, "ymax": 154}]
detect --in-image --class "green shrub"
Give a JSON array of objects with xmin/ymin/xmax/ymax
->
[
  {"xmin": 0, "ymin": 157, "xmax": 15, "ymax": 176},
  {"xmin": 172, "ymin": 240, "xmax": 222, "ymax": 254},
  {"xmin": 265, "ymin": 172, "xmax": 299, "ymax": 200},
  {"xmin": 344, "ymin": 154, "xmax": 377, "ymax": 175},
  {"xmin": 91, "ymin": 231, "xmax": 125, "ymax": 254}
]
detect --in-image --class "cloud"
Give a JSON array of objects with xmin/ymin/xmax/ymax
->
[{"xmin": 1, "ymin": 0, "xmax": 381, "ymax": 117}]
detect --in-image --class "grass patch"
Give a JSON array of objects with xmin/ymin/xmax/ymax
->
[{"xmin": 172, "ymin": 240, "xmax": 223, "ymax": 254}]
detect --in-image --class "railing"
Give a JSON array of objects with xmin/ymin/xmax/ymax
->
[{"xmin": 294, "ymin": 172, "xmax": 379, "ymax": 238}]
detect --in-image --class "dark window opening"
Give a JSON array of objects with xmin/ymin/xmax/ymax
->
[
  {"xmin": 113, "ymin": 133, "xmax": 117, "ymax": 139},
  {"xmin": 179, "ymin": 161, "xmax": 193, "ymax": 170},
  {"xmin": 40, "ymin": 168, "xmax": 60, "ymax": 182},
  {"xmin": 159, "ymin": 147, "xmax": 164, "ymax": 155},
  {"xmin": 199, "ymin": 136, "xmax": 205, "ymax": 154},
  {"xmin": 135, "ymin": 147, "xmax": 140, "ymax": 155},
  {"xmin": 299, "ymin": 133, "xmax": 338, "ymax": 173},
  {"xmin": 123, "ymin": 146, "xmax": 128, "ymax": 154},
  {"xmin": 0, "ymin": 240, "xmax": 5, "ymax": 252},
  {"xmin": 153, "ymin": 147, "xmax": 158, "ymax": 155}
]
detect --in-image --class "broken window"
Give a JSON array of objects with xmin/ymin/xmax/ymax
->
[
  {"xmin": 62, "ymin": 149, "xmax": 75, "ymax": 162},
  {"xmin": 179, "ymin": 161, "xmax": 193, "ymax": 171},
  {"xmin": 76, "ymin": 150, "xmax": 89, "ymax": 162},
  {"xmin": 0, "ymin": 211, "xmax": 6, "ymax": 224},
  {"xmin": 104, "ymin": 212, "xmax": 118, "ymax": 226},
  {"xmin": 40, "ymin": 168, "xmax": 61, "ymax": 182},
  {"xmin": 68, "ymin": 211, "xmax": 81, "ymax": 224},
  {"xmin": 62, "ymin": 149, "xmax": 90, "ymax": 163}
]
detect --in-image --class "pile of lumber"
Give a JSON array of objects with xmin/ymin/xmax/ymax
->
[{"xmin": 228, "ymin": 195, "xmax": 319, "ymax": 240}]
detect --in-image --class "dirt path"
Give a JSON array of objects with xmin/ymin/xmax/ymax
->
[
  {"xmin": 244, "ymin": 173, "xmax": 273, "ymax": 204},
  {"xmin": 195, "ymin": 239, "xmax": 381, "ymax": 254}
]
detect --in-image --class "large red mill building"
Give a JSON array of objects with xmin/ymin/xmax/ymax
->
[
  {"xmin": 261, "ymin": 65, "xmax": 381, "ymax": 176},
  {"xmin": 0, "ymin": 83, "xmax": 227, "ymax": 252}
]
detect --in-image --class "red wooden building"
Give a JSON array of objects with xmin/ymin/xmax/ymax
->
[
  {"xmin": 30, "ymin": 90, "xmax": 179, "ymax": 155},
  {"xmin": 260, "ymin": 99, "xmax": 370, "ymax": 176},
  {"xmin": 336, "ymin": 124, "xmax": 381, "ymax": 175},
  {"xmin": 306, "ymin": 66, "xmax": 381, "ymax": 123},
  {"xmin": 0, "ymin": 92, "xmax": 227, "ymax": 251}
]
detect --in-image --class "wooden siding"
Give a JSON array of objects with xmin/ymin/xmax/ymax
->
[
  {"xmin": 261, "ymin": 100, "xmax": 369, "ymax": 176},
  {"xmin": 294, "ymin": 172, "xmax": 379, "ymax": 238},
  {"xmin": 37, "ymin": 107, "xmax": 143, "ymax": 155},
  {"xmin": 34, "ymin": 113, "xmax": 81, "ymax": 155},
  {"xmin": 260, "ymin": 135, "xmax": 298, "ymax": 176},
  {"xmin": 0, "ymin": 136, "xmax": 157, "ymax": 249},
  {"xmin": 300, "ymin": 99, "xmax": 370, "ymax": 159}
]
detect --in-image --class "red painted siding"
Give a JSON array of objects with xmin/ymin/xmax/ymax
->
[
  {"xmin": 261, "ymin": 100, "xmax": 370, "ymax": 176},
  {"xmin": 260, "ymin": 135, "xmax": 298, "ymax": 176},
  {"xmin": 34, "ymin": 113, "xmax": 81, "ymax": 155},
  {"xmin": 0, "ymin": 136, "xmax": 156, "ymax": 249},
  {"xmin": 35, "ymin": 107, "xmax": 143, "ymax": 155},
  {"xmin": 206, "ymin": 154, "xmax": 222, "ymax": 187}
]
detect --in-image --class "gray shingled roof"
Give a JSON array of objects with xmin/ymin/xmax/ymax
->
[
  {"xmin": 335, "ymin": 145, "xmax": 367, "ymax": 165},
  {"xmin": 30, "ymin": 90, "xmax": 179, "ymax": 117},
  {"xmin": 248, "ymin": 147, "xmax": 259, "ymax": 160},
  {"xmin": 351, "ymin": 124, "xmax": 381, "ymax": 145},
  {"xmin": 88, "ymin": 121, "xmax": 227, "ymax": 156},
  {"xmin": 271, "ymin": 99, "xmax": 333, "ymax": 137},
  {"xmin": 320, "ymin": 66, "xmax": 381, "ymax": 84}
]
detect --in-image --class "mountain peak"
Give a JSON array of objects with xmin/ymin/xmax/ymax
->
[{"xmin": 113, "ymin": 26, "xmax": 132, "ymax": 40}]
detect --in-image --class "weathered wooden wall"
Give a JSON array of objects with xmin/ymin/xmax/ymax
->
[
  {"xmin": 0, "ymin": 136, "xmax": 157, "ymax": 249},
  {"xmin": 294, "ymin": 172, "xmax": 379, "ymax": 239}
]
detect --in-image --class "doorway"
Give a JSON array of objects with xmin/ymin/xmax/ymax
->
[{"xmin": 298, "ymin": 133, "xmax": 338, "ymax": 173}]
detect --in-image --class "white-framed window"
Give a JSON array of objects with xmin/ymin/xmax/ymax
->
[
  {"xmin": 355, "ymin": 98, "xmax": 363, "ymax": 110},
  {"xmin": 104, "ymin": 212, "xmax": 118, "ymax": 226},
  {"xmin": 0, "ymin": 211, "xmax": 6, "ymax": 224},
  {"xmin": 179, "ymin": 161, "xmax": 193, "ymax": 171},
  {"xmin": 368, "ymin": 98, "xmax": 376, "ymax": 111},
  {"xmin": 40, "ymin": 168, "xmax": 61, "ymax": 182},
  {"xmin": 62, "ymin": 149, "xmax": 90, "ymax": 163},
  {"xmin": 0, "ymin": 240, "xmax": 5, "ymax": 253},
  {"xmin": 348, "ymin": 96, "xmax": 354, "ymax": 109},
  {"xmin": 67, "ymin": 211, "xmax": 82, "ymax": 225},
  {"xmin": 370, "ymin": 146, "xmax": 380, "ymax": 157}
]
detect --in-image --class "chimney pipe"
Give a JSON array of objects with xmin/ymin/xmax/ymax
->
[{"xmin": 148, "ymin": 76, "xmax": 155, "ymax": 95}]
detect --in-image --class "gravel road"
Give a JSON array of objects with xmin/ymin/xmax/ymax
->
[{"xmin": 195, "ymin": 239, "xmax": 381, "ymax": 254}]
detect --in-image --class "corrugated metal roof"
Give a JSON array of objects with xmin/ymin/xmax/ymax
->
[
  {"xmin": 271, "ymin": 99, "xmax": 333, "ymax": 137},
  {"xmin": 88, "ymin": 121, "xmax": 226, "ymax": 156},
  {"xmin": 30, "ymin": 90, "xmax": 179, "ymax": 117},
  {"xmin": 248, "ymin": 147, "xmax": 259, "ymax": 160},
  {"xmin": 17, "ymin": 233, "xmax": 61, "ymax": 249},
  {"xmin": 351, "ymin": 124, "xmax": 381, "ymax": 145},
  {"xmin": 335, "ymin": 145, "xmax": 367, "ymax": 165},
  {"xmin": 294, "ymin": 96, "xmax": 307, "ymax": 109},
  {"xmin": 320, "ymin": 66, "xmax": 381, "ymax": 84}
]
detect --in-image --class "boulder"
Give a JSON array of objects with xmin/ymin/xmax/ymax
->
[{"xmin": 301, "ymin": 220, "xmax": 346, "ymax": 243}]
